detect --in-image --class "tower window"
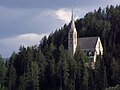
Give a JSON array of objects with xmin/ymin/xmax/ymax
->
[
  {"xmin": 70, "ymin": 33, "xmax": 72, "ymax": 38},
  {"xmin": 70, "ymin": 41, "xmax": 72, "ymax": 44}
]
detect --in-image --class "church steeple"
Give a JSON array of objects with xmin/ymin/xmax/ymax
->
[
  {"xmin": 71, "ymin": 9, "xmax": 74, "ymax": 21},
  {"xmin": 70, "ymin": 9, "xmax": 76, "ymax": 32},
  {"xmin": 68, "ymin": 9, "xmax": 77, "ymax": 55}
]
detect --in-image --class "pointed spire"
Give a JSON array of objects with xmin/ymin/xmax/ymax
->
[
  {"xmin": 71, "ymin": 8, "xmax": 74, "ymax": 21},
  {"xmin": 71, "ymin": 9, "xmax": 75, "ymax": 30}
]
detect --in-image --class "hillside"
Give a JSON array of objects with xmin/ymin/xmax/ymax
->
[{"xmin": 0, "ymin": 5, "xmax": 120, "ymax": 90}]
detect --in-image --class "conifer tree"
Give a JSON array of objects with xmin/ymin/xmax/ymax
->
[
  {"xmin": 88, "ymin": 69, "xmax": 95, "ymax": 90},
  {"xmin": 7, "ymin": 52, "xmax": 17, "ymax": 90},
  {"xmin": 8, "ymin": 65, "xmax": 17, "ymax": 90},
  {"xmin": 59, "ymin": 44, "xmax": 69, "ymax": 90},
  {"xmin": 74, "ymin": 48, "xmax": 87, "ymax": 90},
  {"xmin": 0, "ymin": 55, "xmax": 7, "ymax": 90},
  {"xmin": 67, "ymin": 56, "xmax": 77, "ymax": 90}
]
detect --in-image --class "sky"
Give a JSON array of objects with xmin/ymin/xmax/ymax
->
[{"xmin": 0, "ymin": 0, "xmax": 120, "ymax": 58}]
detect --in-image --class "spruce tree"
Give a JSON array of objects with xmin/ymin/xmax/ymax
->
[
  {"xmin": 0, "ymin": 55, "xmax": 7, "ymax": 90},
  {"xmin": 74, "ymin": 48, "xmax": 87, "ymax": 90},
  {"xmin": 59, "ymin": 44, "xmax": 69, "ymax": 90}
]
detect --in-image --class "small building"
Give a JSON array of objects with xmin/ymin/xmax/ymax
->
[{"xmin": 68, "ymin": 10, "xmax": 103, "ymax": 68}]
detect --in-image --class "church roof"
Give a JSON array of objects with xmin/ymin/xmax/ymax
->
[{"xmin": 77, "ymin": 37, "xmax": 98, "ymax": 49}]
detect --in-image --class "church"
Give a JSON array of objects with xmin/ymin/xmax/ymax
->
[{"xmin": 68, "ymin": 11, "xmax": 103, "ymax": 68}]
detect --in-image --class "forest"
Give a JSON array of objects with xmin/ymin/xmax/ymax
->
[{"xmin": 0, "ymin": 5, "xmax": 120, "ymax": 90}]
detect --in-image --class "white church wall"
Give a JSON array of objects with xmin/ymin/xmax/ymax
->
[{"xmin": 95, "ymin": 37, "xmax": 103, "ymax": 55}]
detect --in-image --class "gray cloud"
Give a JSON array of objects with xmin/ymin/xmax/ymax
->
[
  {"xmin": 0, "ymin": 6, "xmax": 64, "ymax": 38},
  {"xmin": 0, "ymin": 0, "xmax": 102, "ymax": 9},
  {"xmin": 0, "ymin": 0, "xmax": 117, "ymax": 9},
  {"xmin": 0, "ymin": 33, "xmax": 49, "ymax": 58}
]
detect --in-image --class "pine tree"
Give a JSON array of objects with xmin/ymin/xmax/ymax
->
[
  {"xmin": 111, "ymin": 58, "xmax": 120, "ymax": 86},
  {"xmin": 88, "ymin": 69, "xmax": 95, "ymax": 90},
  {"xmin": 74, "ymin": 48, "xmax": 87, "ymax": 90},
  {"xmin": 59, "ymin": 44, "xmax": 69, "ymax": 90},
  {"xmin": 8, "ymin": 65, "xmax": 17, "ymax": 90},
  {"xmin": 94, "ymin": 55, "xmax": 108, "ymax": 90},
  {"xmin": 31, "ymin": 61, "xmax": 39, "ymax": 90},
  {"xmin": 67, "ymin": 56, "xmax": 77, "ymax": 90},
  {"xmin": 7, "ymin": 52, "xmax": 17, "ymax": 90},
  {"xmin": 0, "ymin": 55, "xmax": 7, "ymax": 90},
  {"xmin": 36, "ymin": 51, "xmax": 46, "ymax": 90}
]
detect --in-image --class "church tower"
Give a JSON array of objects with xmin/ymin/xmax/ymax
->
[{"xmin": 68, "ymin": 10, "xmax": 77, "ymax": 55}]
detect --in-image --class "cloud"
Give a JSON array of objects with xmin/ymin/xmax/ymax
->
[
  {"xmin": 53, "ymin": 8, "xmax": 94, "ymax": 23},
  {"xmin": 107, "ymin": 0, "xmax": 120, "ymax": 5},
  {"xmin": 0, "ymin": 33, "xmax": 49, "ymax": 58},
  {"xmin": 0, "ymin": 6, "xmax": 64, "ymax": 38},
  {"xmin": 2, "ymin": 33, "xmax": 48, "ymax": 46},
  {"xmin": 54, "ymin": 8, "xmax": 71, "ymax": 23},
  {"xmin": 53, "ymin": 8, "xmax": 85, "ymax": 23}
]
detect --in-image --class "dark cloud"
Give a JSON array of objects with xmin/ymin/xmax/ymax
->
[
  {"xmin": 0, "ymin": 7, "xmax": 63, "ymax": 38},
  {"xmin": 0, "ymin": 0, "xmax": 104, "ymax": 9}
]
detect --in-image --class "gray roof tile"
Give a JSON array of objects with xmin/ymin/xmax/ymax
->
[{"xmin": 77, "ymin": 37, "xmax": 98, "ymax": 49}]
